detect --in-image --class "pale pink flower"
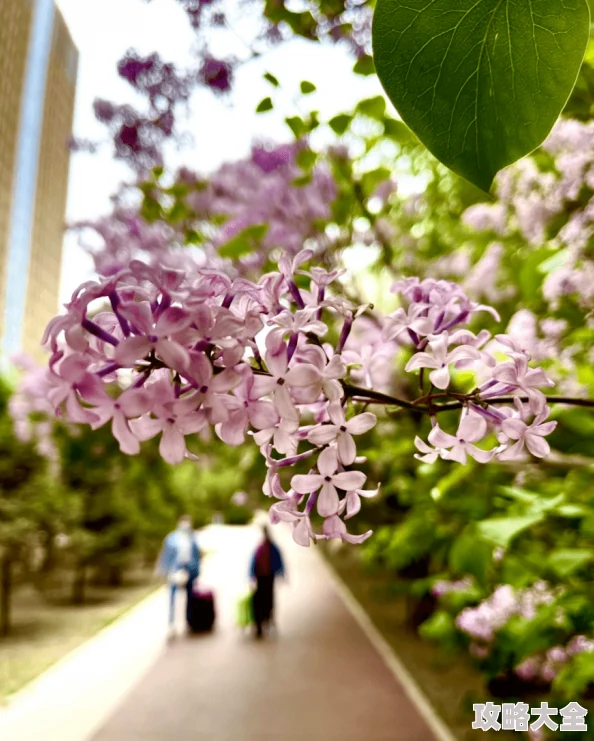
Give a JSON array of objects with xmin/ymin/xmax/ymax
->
[
  {"xmin": 449, "ymin": 329, "xmax": 495, "ymax": 368},
  {"xmin": 405, "ymin": 334, "xmax": 481, "ymax": 389},
  {"xmin": 130, "ymin": 388, "xmax": 208, "ymax": 464},
  {"xmin": 490, "ymin": 354, "xmax": 554, "ymax": 413},
  {"xmin": 253, "ymin": 419, "xmax": 299, "ymax": 456},
  {"xmin": 215, "ymin": 369, "xmax": 278, "ymax": 445},
  {"xmin": 413, "ymin": 436, "xmax": 441, "ymax": 464},
  {"xmin": 498, "ymin": 406, "xmax": 557, "ymax": 460},
  {"xmin": 186, "ymin": 352, "xmax": 242, "ymax": 424},
  {"xmin": 86, "ymin": 386, "xmax": 154, "ymax": 455},
  {"xmin": 266, "ymin": 308, "xmax": 327, "ymax": 354},
  {"xmin": 428, "ymin": 412, "xmax": 494, "ymax": 464},
  {"xmin": 46, "ymin": 355, "xmax": 101, "ymax": 425},
  {"xmin": 257, "ymin": 346, "xmax": 322, "ymax": 424},
  {"xmin": 115, "ymin": 301, "xmax": 192, "ymax": 370},
  {"xmin": 316, "ymin": 515, "xmax": 372, "ymax": 544},
  {"xmin": 382, "ymin": 306, "xmax": 432, "ymax": 342},
  {"xmin": 299, "ymin": 345, "xmax": 346, "ymax": 400},
  {"xmin": 307, "ymin": 401, "xmax": 376, "ymax": 464},
  {"xmin": 291, "ymin": 447, "xmax": 366, "ymax": 517},
  {"xmin": 344, "ymin": 486, "xmax": 379, "ymax": 519}
]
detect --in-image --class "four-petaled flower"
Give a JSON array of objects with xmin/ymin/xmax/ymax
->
[
  {"xmin": 130, "ymin": 381, "xmax": 208, "ymax": 464},
  {"xmin": 490, "ymin": 354, "xmax": 553, "ymax": 413},
  {"xmin": 291, "ymin": 447, "xmax": 366, "ymax": 517},
  {"xmin": 307, "ymin": 400, "xmax": 376, "ymax": 464},
  {"xmin": 498, "ymin": 405, "xmax": 557, "ymax": 460},
  {"xmin": 115, "ymin": 302, "xmax": 193, "ymax": 371},
  {"xmin": 405, "ymin": 334, "xmax": 481, "ymax": 389},
  {"xmin": 216, "ymin": 368, "xmax": 279, "ymax": 445},
  {"xmin": 426, "ymin": 412, "xmax": 494, "ymax": 465},
  {"xmin": 266, "ymin": 308, "xmax": 327, "ymax": 354},
  {"xmin": 255, "ymin": 346, "xmax": 322, "ymax": 424}
]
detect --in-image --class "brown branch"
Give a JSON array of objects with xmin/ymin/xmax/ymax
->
[
  {"xmin": 343, "ymin": 385, "xmax": 594, "ymax": 414},
  {"xmin": 430, "ymin": 396, "xmax": 594, "ymax": 412}
]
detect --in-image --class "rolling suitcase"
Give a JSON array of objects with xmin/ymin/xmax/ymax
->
[{"xmin": 187, "ymin": 587, "xmax": 215, "ymax": 633}]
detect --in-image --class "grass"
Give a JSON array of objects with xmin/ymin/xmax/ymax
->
[
  {"xmin": 324, "ymin": 544, "xmax": 515, "ymax": 741},
  {"xmin": 0, "ymin": 572, "xmax": 159, "ymax": 702}
]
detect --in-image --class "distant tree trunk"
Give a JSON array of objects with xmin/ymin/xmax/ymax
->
[
  {"xmin": 41, "ymin": 530, "xmax": 55, "ymax": 574},
  {"xmin": 72, "ymin": 562, "xmax": 86, "ymax": 605},
  {"xmin": 108, "ymin": 565, "xmax": 123, "ymax": 587},
  {"xmin": 0, "ymin": 555, "xmax": 13, "ymax": 636}
]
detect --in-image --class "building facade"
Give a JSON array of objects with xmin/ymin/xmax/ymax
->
[
  {"xmin": 0, "ymin": 0, "xmax": 35, "ymax": 338},
  {"xmin": 0, "ymin": 0, "xmax": 78, "ymax": 362}
]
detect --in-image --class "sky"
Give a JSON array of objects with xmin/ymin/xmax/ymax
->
[{"xmin": 54, "ymin": 0, "xmax": 384, "ymax": 302}]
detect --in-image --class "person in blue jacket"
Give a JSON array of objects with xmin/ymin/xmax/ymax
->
[
  {"xmin": 157, "ymin": 515, "xmax": 200, "ymax": 635},
  {"xmin": 250, "ymin": 526, "xmax": 285, "ymax": 638}
]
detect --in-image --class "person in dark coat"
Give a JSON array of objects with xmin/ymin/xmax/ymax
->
[{"xmin": 249, "ymin": 526, "xmax": 285, "ymax": 638}]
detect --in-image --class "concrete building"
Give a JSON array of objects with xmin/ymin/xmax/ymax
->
[
  {"xmin": 0, "ymin": 0, "xmax": 78, "ymax": 362},
  {"xmin": 0, "ymin": 0, "xmax": 35, "ymax": 340}
]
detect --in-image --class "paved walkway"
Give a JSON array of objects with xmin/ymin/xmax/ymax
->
[{"xmin": 0, "ymin": 522, "xmax": 445, "ymax": 741}]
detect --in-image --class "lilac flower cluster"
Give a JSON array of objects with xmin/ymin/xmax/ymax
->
[
  {"xmin": 93, "ymin": 99, "xmax": 168, "ymax": 173},
  {"xmin": 431, "ymin": 576, "xmax": 474, "ymax": 598},
  {"xmin": 463, "ymin": 119, "xmax": 594, "ymax": 309},
  {"xmin": 456, "ymin": 582, "xmax": 557, "ymax": 645},
  {"xmin": 185, "ymin": 143, "xmax": 337, "ymax": 268},
  {"xmin": 73, "ymin": 203, "xmax": 179, "ymax": 277},
  {"xmin": 39, "ymin": 255, "xmax": 562, "ymax": 545},
  {"xmin": 515, "ymin": 635, "xmax": 594, "ymax": 684},
  {"xmin": 384, "ymin": 279, "xmax": 557, "ymax": 464},
  {"xmin": 8, "ymin": 354, "xmax": 64, "ymax": 469},
  {"xmin": 40, "ymin": 251, "xmax": 379, "ymax": 545},
  {"xmin": 199, "ymin": 55, "xmax": 233, "ymax": 93},
  {"xmin": 92, "ymin": 51, "xmax": 202, "ymax": 173},
  {"xmin": 75, "ymin": 143, "xmax": 338, "ymax": 280}
]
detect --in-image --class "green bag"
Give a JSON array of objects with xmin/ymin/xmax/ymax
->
[{"xmin": 236, "ymin": 592, "xmax": 254, "ymax": 628}]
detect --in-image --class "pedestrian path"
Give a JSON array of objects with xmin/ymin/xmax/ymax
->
[
  {"xmin": 0, "ymin": 522, "xmax": 446, "ymax": 741},
  {"xmin": 93, "ymin": 523, "xmax": 439, "ymax": 741}
]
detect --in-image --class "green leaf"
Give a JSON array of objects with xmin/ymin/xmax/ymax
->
[
  {"xmin": 477, "ymin": 513, "xmax": 543, "ymax": 548},
  {"xmin": 285, "ymin": 116, "xmax": 307, "ymax": 138},
  {"xmin": 292, "ymin": 173, "xmax": 313, "ymax": 187},
  {"xmin": 263, "ymin": 72, "xmax": 280, "ymax": 87},
  {"xmin": 554, "ymin": 652, "xmax": 594, "ymax": 699},
  {"xmin": 449, "ymin": 532, "xmax": 493, "ymax": 584},
  {"xmin": 372, "ymin": 0, "xmax": 590, "ymax": 192},
  {"xmin": 166, "ymin": 182, "xmax": 189, "ymax": 199},
  {"xmin": 548, "ymin": 548, "xmax": 593, "ymax": 578},
  {"xmin": 356, "ymin": 95, "xmax": 386, "ymax": 121},
  {"xmin": 300, "ymin": 80, "xmax": 316, "ymax": 94},
  {"xmin": 185, "ymin": 229, "xmax": 204, "ymax": 245},
  {"xmin": 538, "ymin": 248, "xmax": 571, "ymax": 275},
  {"xmin": 555, "ymin": 504, "xmax": 588, "ymax": 518},
  {"xmin": 256, "ymin": 97, "xmax": 274, "ymax": 113},
  {"xmin": 218, "ymin": 223, "xmax": 268, "ymax": 259},
  {"xmin": 360, "ymin": 166, "xmax": 392, "ymax": 197},
  {"xmin": 167, "ymin": 201, "xmax": 191, "ymax": 223},
  {"xmin": 353, "ymin": 55, "xmax": 376, "ymax": 76},
  {"xmin": 141, "ymin": 196, "xmax": 163, "ymax": 223},
  {"xmin": 383, "ymin": 118, "xmax": 415, "ymax": 144},
  {"xmin": 296, "ymin": 148, "xmax": 317, "ymax": 170},
  {"xmin": 328, "ymin": 113, "xmax": 353, "ymax": 135},
  {"xmin": 419, "ymin": 610, "xmax": 456, "ymax": 642}
]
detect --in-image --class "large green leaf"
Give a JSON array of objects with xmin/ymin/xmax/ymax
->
[
  {"xmin": 372, "ymin": 0, "xmax": 590, "ymax": 191},
  {"xmin": 449, "ymin": 532, "xmax": 493, "ymax": 584},
  {"xmin": 477, "ymin": 513, "xmax": 543, "ymax": 548},
  {"xmin": 548, "ymin": 548, "xmax": 594, "ymax": 578}
]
